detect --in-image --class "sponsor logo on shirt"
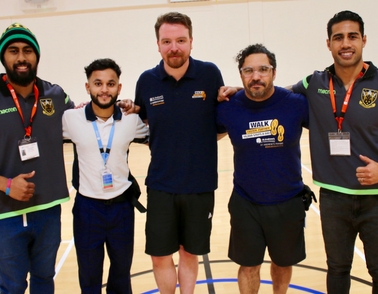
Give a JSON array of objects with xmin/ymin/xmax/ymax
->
[
  {"xmin": 243, "ymin": 119, "xmax": 285, "ymax": 147},
  {"xmin": 149, "ymin": 95, "xmax": 164, "ymax": 106},
  {"xmin": 0, "ymin": 107, "xmax": 17, "ymax": 115},
  {"xmin": 192, "ymin": 91, "xmax": 206, "ymax": 100},
  {"xmin": 317, "ymin": 88, "xmax": 336, "ymax": 95}
]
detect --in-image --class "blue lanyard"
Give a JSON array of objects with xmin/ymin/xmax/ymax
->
[{"xmin": 92, "ymin": 120, "xmax": 115, "ymax": 166}]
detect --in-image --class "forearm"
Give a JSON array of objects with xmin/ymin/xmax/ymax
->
[
  {"xmin": 0, "ymin": 176, "xmax": 8, "ymax": 193},
  {"xmin": 217, "ymin": 132, "xmax": 228, "ymax": 141}
]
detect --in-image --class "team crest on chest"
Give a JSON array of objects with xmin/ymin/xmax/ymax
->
[
  {"xmin": 40, "ymin": 98, "xmax": 55, "ymax": 116},
  {"xmin": 359, "ymin": 88, "xmax": 377, "ymax": 108}
]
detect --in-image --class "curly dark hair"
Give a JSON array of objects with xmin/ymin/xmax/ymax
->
[
  {"xmin": 235, "ymin": 43, "xmax": 276, "ymax": 71},
  {"xmin": 84, "ymin": 58, "xmax": 121, "ymax": 79}
]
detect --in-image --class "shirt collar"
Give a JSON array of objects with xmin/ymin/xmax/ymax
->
[
  {"xmin": 85, "ymin": 101, "xmax": 122, "ymax": 122},
  {"xmin": 326, "ymin": 61, "xmax": 377, "ymax": 80}
]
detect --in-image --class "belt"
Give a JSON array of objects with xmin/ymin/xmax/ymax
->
[
  {"xmin": 80, "ymin": 189, "xmax": 147, "ymax": 213},
  {"xmin": 90, "ymin": 193, "xmax": 129, "ymax": 205}
]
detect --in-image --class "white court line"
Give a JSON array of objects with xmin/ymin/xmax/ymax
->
[
  {"xmin": 54, "ymin": 238, "xmax": 74, "ymax": 279},
  {"xmin": 54, "ymin": 186, "xmax": 75, "ymax": 279},
  {"xmin": 302, "ymin": 163, "xmax": 366, "ymax": 262}
]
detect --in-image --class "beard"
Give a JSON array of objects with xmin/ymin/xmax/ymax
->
[
  {"xmin": 165, "ymin": 52, "xmax": 189, "ymax": 69},
  {"xmin": 5, "ymin": 62, "xmax": 37, "ymax": 87},
  {"xmin": 245, "ymin": 80, "xmax": 274, "ymax": 100},
  {"xmin": 90, "ymin": 93, "xmax": 118, "ymax": 109}
]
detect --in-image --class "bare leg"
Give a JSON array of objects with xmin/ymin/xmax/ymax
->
[
  {"xmin": 177, "ymin": 246, "xmax": 198, "ymax": 294},
  {"xmin": 237, "ymin": 265, "xmax": 261, "ymax": 294},
  {"xmin": 270, "ymin": 262, "xmax": 292, "ymax": 294},
  {"xmin": 151, "ymin": 254, "xmax": 177, "ymax": 294}
]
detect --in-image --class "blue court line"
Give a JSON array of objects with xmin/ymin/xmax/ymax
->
[{"xmin": 141, "ymin": 278, "xmax": 325, "ymax": 294}]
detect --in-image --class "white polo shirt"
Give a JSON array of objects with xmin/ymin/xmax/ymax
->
[{"xmin": 62, "ymin": 103, "xmax": 149, "ymax": 199}]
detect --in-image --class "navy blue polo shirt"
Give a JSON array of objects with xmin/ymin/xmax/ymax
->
[{"xmin": 135, "ymin": 57, "xmax": 225, "ymax": 194}]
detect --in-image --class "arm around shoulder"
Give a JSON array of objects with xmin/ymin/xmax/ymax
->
[{"xmin": 218, "ymin": 86, "xmax": 243, "ymax": 102}]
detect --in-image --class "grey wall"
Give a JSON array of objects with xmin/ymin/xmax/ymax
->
[{"xmin": 0, "ymin": 0, "xmax": 377, "ymax": 102}]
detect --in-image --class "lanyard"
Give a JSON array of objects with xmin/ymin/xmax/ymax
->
[
  {"xmin": 329, "ymin": 63, "xmax": 367, "ymax": 131},
  {"xmin": 2, "ymin": 75, "xmax": 39, "ymax": 138},
  {"xmin": 92, "ymin": 120, "xmax": 115, "ymax": 166}
]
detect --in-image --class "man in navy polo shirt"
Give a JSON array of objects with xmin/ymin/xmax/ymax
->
[{"xmin": 135, "ymin": 11, "xmax": 226, "ymax": 294}]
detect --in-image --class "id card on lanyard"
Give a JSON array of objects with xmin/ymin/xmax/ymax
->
[
  {"xmin": 328, "ymin": 132, "xmax": 350, "ymax": 156},
  {"xmin": 328, "ymin": 63, "xmax": 367, "ymax": 156},
  {"xmin": 92, "ymin": 120, "xmax": 115, "ymax": 190},
  {"xmin": 2, "ymin": 75, "xmax": 40, "ymax": 161}
]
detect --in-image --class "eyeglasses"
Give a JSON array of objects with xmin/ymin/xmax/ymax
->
[{"xmin": 240, "ymin": 65, "xmax": 274, "ymax": 77}]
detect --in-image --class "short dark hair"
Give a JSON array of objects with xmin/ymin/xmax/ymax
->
[
  {"xmin": 84, "ymin": 58, "xmax": 121, "ymax": 79},
  {"xmin": 154, "ymin": 12, "xmax": 192, "ymax": 40},
  {"xmin": 235, "ymin": 43, "xmax": 277, "ymax": 70},
  {"xmin": 327, "ymin": 10, "xmax": 364, "ymax": 39}
]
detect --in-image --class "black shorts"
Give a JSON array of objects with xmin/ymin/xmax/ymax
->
[
  {"xmin": 228, "ymin": 190, "xmax": 306, "ymax": 267},
  {"xmin": 145, "ymin": 189, "xmax": 214, "ymax": 256}
]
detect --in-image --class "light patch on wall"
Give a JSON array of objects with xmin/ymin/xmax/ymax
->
[
  {"xmin": 20, "ymin": 0, "xmax": 57, "ymax": 13},
  {"xmin": 169, "ymin": 0, "xmax": 210, "ymax": 2}
]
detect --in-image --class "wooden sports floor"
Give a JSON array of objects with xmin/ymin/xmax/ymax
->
[{"xmin": 49, "ymin": 129, "xmax": 373, "ymax": 293}]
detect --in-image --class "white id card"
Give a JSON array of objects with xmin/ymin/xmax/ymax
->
[
  {"xmin": 328, "ymin": 132, "xmax": 351, "ymax": 156},
  {"xmin": 101, "ymin": 168, "xmax": 114, "ymax": 190},
  {"xmin": 18, "ymin": 137, "xmax": 40, "ymax": 161}
]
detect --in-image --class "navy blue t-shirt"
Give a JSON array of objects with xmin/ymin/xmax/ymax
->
[{"xmin": 217, "ymin": 87, "xmax": 309, "ymax": 204}]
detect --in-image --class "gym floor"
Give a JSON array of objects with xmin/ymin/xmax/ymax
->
[{"xmin": 53, "ymin": 129, "xmax": 372, "ymax": 293}]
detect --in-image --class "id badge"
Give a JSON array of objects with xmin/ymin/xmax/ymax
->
[
  {"xmin": 328, "ymin": 132, "xmax": 351, "ymax": 156},
  {"xmin": 18, "ymin": 137, "xmax": 40, "ymax": 161},
  {"xmin": 101, "ymin": 168, "xmax": 114, "ymax": 190}
]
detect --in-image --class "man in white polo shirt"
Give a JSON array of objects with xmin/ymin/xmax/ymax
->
[{"xmin": 62, "ymin": 58, "xmax": 149, "ymax": 294}]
